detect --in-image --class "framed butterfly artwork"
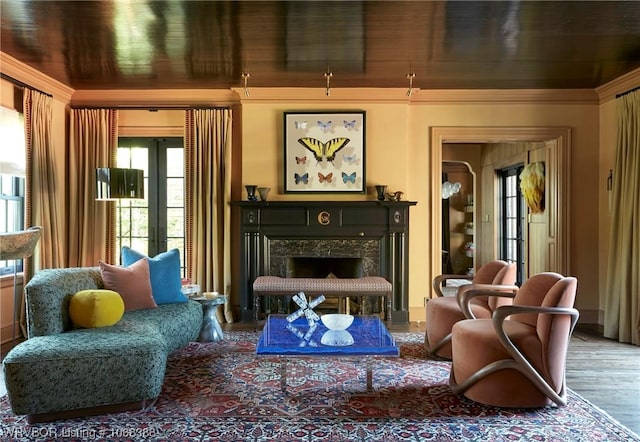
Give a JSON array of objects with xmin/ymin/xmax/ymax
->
[{"xmin": 283, "ymin": 111, "xmax": 366, "ymax": 193}]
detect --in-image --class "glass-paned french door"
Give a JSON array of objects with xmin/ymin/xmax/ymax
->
[
  {"xmin": 116, "ymin": 137, "xmax": 185, "ymax": 275},
  {"xmin": 498, "ymin": 165, "xmax": 525, "ymax": 285}
]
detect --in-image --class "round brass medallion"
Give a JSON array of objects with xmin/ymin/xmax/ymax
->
[{"xmin": 317, "ymin": 211, "xmax": 331, "ymax": 225}]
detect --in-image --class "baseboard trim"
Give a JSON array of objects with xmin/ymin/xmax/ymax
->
[{"xmin": 577, "ymin": 309, "xmax": 601, "ymax": 325}]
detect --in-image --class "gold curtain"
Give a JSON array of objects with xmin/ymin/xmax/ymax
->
[
  {"xmin": 604, "ymin": 89, "xmax": 640, "ymax": 345},
  {"xmin": 23, "ymin": 89, "xmax": 65, "ymax": 271},
  {"xmin": 68, "ymin": 109, "xmax": 118, "ymax": 267},
  {"xmin": 184, "ymin": 108, "xmax": 234, "ymax": 323},
  {"xmin": 20, "ymin": 89, "xmax": 65, "ymax": 337}
]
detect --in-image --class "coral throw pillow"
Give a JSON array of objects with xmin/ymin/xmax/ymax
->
[
  {"xmin": 99, "ymin": 259, "xmax": 157, "ymax": 311},
  {"xmin": 121, "ymin": 246, "xmax": 187, "ymax": 305},
  {"xmin": 69, "ymin": 289, "xmax": 125, "ymax": 328}
]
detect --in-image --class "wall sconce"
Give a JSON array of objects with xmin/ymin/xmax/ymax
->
[
  {"xmin": 441, "ymin": 181, "xmax": 461, "ymax": 199},
  {"xmin": 95, "ymin": 168, "xmax": 144, "ymax": 200}
]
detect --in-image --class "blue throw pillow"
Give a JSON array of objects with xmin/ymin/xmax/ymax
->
[{"xmin": 121, "ymin": 247, "xmax": 188, "ymax": 304}]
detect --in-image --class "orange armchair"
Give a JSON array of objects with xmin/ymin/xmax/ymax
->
[
  {"xmin": 449, "ymin": 272, "xmax": 579, "ymax": 408},
  {"xmin": 425, "ymin": 260, "xmax": 517, "ymax": 358}
]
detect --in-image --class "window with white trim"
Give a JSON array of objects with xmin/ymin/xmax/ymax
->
[{"xmin": 0, "ymin": 106, "xmax": 27, "ymax": 275}]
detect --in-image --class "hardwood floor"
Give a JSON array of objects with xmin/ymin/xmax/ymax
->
[
  {"xmin": 566, "ymin": 325, "xmax": 640, "ymax": 435},
  {"xmin": 1, "ymin": 323, "xmax": 638, "ymax": 435}
]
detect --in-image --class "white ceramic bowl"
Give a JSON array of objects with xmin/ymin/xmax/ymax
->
[
  {"xmin": 321, "ymin": 330, "xmax": 354, "ymax": 346},
  {"xmin": 321, "ymin": 314, "xmax": 354, "ymax": 331}
]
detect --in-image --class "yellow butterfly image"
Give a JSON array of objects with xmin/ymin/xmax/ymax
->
[{"xmin": 297, "ymin": 137, "xmax": 350, "ymax": 163}]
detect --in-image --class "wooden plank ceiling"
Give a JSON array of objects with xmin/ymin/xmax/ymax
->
[{"xmin": 1, "ymin": 1, "xmax": 640, "ymax": 91}]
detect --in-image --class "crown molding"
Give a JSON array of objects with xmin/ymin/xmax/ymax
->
[
  {"xmin": 0, "ymin": 52, "xmax": 74, "ymax": 101},
  {"xmin": 70, "ymin": 89, "xmax": 239, "ymax": 108},
  {"xmin": 596, "ymin": 68, "xmax": 640, "ymax": 103},
  {"xmin": 232, "ymin": 87, "xmax": 599, "ymax": 104},
  {"xmin": 231, "ymin": 87, "xmax": 412, "ymax": 103},
  {"xmin": 410, "ymin": 88, "xmax": 598, "ymax": 105},
  {"xmin": 71, "ymin": 87, "xmax": 601, "ymax": 107}
]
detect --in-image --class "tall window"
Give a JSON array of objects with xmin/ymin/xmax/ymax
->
[
  {"xmin": 498, "ymin": 165, "xmax": 525, "ymax": 285},
  {"xmin": 116, "ymin": 137, "xmax": 185, "ymax": 275},
  {"xmin": 0, "ymin": 106, "xmax": 26, "ymax": 275}
]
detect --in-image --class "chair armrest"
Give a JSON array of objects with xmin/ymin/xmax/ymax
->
[
  {"xmin": 492, "ymin": 305, "xmax": 580, "ymax": 328},
  {"xmin": 432, "ymin": 274, "xmax": 473, "ymax": 297},
  {"xmin": 490, "ymin": 305, "xmax": 580, "ymax": 403},
  {"xmin": 25, "ymin": 267, "xmax": 103, "ymax": 337},
  {"xmin": 457, "ymin": 284, "xmax": 519, "ymax": 319},
  {"xmin": 492, "ymin": 305, "xmax": 580, "ymax": 359}
]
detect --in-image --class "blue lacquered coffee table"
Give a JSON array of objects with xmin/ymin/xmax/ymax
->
[{"xmin": 256, "ymin": 314, "xmax": 399, "ymax": 391}]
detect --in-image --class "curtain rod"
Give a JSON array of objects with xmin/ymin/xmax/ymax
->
[
  {"xmin": 616, "ymin": 85, "xmax": 640, "ymax": 98},
  {"xmin": 70, "ymin": 105, "xmax": 230, "ymax": 110},
  {"xmin": 0, "ymin": 73, "xmax": 53, "ymax": 97}
]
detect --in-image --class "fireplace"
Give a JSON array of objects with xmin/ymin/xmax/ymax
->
[
  {"xmin": 285, "ymin": 256, "xmax": 366, "ymax": 314},
  {"xmin": 233, "ymin": 200, "xmax": 416, "ymax": 323},
  {"xmin": 286, "ymin": 256, "xmax": 364, "ymax": 279}
]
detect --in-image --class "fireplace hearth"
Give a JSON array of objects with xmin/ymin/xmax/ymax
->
[{"xmin": 233, "ymin": 200, "xmax": 416, "ymax": 323}]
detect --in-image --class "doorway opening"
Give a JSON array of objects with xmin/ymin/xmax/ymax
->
[{"xmin": 431, "ymin": 127, "xmax": 571, "ymax": 282}]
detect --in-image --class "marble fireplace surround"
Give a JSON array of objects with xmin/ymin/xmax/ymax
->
[{"xmin": 270, "ymin": 240, "xmax": 377, "ymax": 278}]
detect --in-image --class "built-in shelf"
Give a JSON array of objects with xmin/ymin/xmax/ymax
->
[{"xmin": 464, "ymin": 203, "xmax": 474, "ymax": 271}]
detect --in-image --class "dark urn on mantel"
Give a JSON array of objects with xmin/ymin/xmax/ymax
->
[
  {"xmin": 245, "ymin": 185, "xmax": 258, "ymax": 201},
  {"xmin": 374, "ymin": 185, "xmax": 387, "ymax": 201}
]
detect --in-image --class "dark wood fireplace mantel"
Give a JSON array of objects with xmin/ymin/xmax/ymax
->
[{"xmin": 232, "ymin": 200, "xmax": 417, "ymax": 323}]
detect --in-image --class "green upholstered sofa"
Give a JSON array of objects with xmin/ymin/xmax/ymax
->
[{"xmin": 2, "ymin": 267, "xmax": 202, "ymax": 423}]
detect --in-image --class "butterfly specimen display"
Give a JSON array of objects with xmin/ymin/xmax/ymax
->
[
  {"xmin": 342, "ymin": 171, "xmax": 357, "ymax": 183},
  {"xmin": 297, "ymin": 137, "xmax": 350, "ymax": 163},
  {"xmin": 343, "ymin": 119, "xmax": 356, "ymax": 129},
  {"xmin": 294, "ymin": 173, "xmax": 309, "ymax": 184},
  {"xmin": 318, "ymin": 172, "xmax": 333, "ymax": 183},
  {"xmin": 343, "ymin": 153, "xmax": 358, "ymax": 164},
  {"xmin": 284, "ymin": 112, "xmax": 365, "ymax": 193},
  {"xmin": 317, "ymin": 120, "xmax": 332, "ymax": 132}
]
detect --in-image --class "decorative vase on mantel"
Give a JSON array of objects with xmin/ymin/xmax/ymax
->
[
  {"xmin": 374, "ymin": 185, "xmax": 387, "ymax": 201},
  {"xmin": 245, "ymin": 185, "xmax": 258, "ymax": 202},
  {"xmin": 257, "ymin": 187, "xmax": 271, "ymax": 201}
]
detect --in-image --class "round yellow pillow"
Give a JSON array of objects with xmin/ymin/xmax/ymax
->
[{"xmin": 69, "ymin": 289, "xmax": 125, "ymax": 328}]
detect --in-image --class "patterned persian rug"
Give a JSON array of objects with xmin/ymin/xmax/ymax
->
[{"xmin": 1, "ymin": 331, "xmax": 638, "ymax": 441}]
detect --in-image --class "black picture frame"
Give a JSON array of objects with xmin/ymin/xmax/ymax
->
[{"xmin": 283, "ymin": 111, "xmax": 366, "ymax": 193}]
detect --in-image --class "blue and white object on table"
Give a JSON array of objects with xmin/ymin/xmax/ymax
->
[{"xmin": 286, "ymin": 291, "xmax": 326, "ymax": 326}]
